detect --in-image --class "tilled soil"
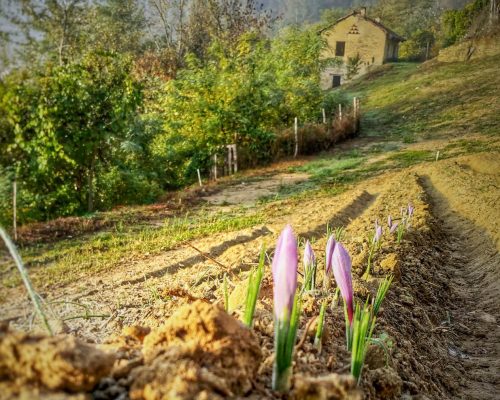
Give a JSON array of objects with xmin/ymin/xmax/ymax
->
[{"xmin": 0, "ymin": 152, "xmax": 498, "ymax": 399}]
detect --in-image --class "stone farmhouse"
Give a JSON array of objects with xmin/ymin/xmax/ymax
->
[{"xmin": 319, "ymin": 7, "xmax": 405, "ymax": 89}]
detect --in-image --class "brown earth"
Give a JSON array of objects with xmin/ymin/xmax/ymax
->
[{"xmin": 0, "ymin": 151, "xmax": 498, "ymax": 399}]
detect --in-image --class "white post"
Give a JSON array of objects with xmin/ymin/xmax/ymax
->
[
  {"xmin": 227, "ymin": 146, "xmax": 233, "ymax": 175},
  {"xmin": 436, "ymin": 151, "xmax": 440, "ymax": 161},
  {"xmin": 338, "ymin": 104, "xmax": 342, "ymax": 121},
  {"xmin": 322, "ymin": 108, "xmax": 326, "ymax": 124},
  {"xmin": 233, "ymin": 145, "xmax": 238, "ymax": 173},
  {"xmin": 353, "ymin": 97, "xmax": 357, "ymax": 119},
  {"xmin": 213, "ymin": 154, "xmax": 218, "ymax": 180},
  {"xmin": 197, "ymin": 169, "xmax": 202, "ymax": 186},
  {"xmin": 13, "ymin": 179, "xmax": 17, "ymax": 241},
  {"xmin": 294, "ymin": 117, "xmax": 298, "ymax": 158}
]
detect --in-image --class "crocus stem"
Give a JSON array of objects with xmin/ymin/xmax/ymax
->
[
  {"xmin": 0, "ymin": 227, "xmax": 53, "ymax": 335},
  {"xmin": 273, "ymin": 294, "xmax": 301, "ymax": 392},
  {"xmin": 314, "ymin": 299, "xmax": 327, "ymax": 352},
  {"xmin": 243, "ymin": 246, "xmax": 265, "ymax": 327},
  {"xmin": 362, "ymin": 244, "xmax": 374, "ymax": 280},
  {"xmin": 344, "ymin": 301, "xmax": 353, "ymax": 351},
  {"xmin": 272, "ymin": 364, "xmax": 292, "ymax": 392}
]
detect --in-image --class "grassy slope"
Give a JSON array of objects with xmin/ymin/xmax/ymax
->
[
  {"xmin": 2, "ymin": 54, "xmax": 499, "ymax": 291},
  {"xmin": 345, "ymin": 56, "xmax": 500, "ymax": 140}
]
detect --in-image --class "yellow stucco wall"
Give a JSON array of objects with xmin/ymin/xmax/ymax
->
[{"xmin": 320, "ymin": 14, "xmax": 396, "ymax": 89}]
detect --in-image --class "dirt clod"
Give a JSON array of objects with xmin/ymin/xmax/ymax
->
[
  {"xmin": 364, "ymin": 367, "xmax": 403, "ymax": 399},
  {"xmin": 292, "ymin": 373, "xmax": 362, "ymax": 399},
  {"xmin": 130, "ymin": 300, "xmax": 262, "ymax": 399},
  {"xmin": 0, "ymin": 329, "xmax": 115, "ymax": 393}
]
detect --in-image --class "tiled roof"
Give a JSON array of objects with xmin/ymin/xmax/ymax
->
[{"xmin": 319, "ymin": 10, "xmax": 406, "ymax": 42}]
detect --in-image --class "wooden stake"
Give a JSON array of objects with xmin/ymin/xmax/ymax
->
[
  {"xmin": 338, "ymin": 104, "xmax": 342, "ymax": 121},
  {"xmin": 13, "ymin": 180, "xmax": 17, "ymax": 241},
  {"xmin": 294, "ymin": 117, "xmax": 298, "ymax": 158},
  {"xmin": 233, "ymin": 145, "xmax": 238, "ymax": 173},
  {"xmin": 213, "ymin": 154, "xmax": 218, "ymax": 180},
  {"xmin": 436, "ymin": 151, "xmax": 440, "ymax": 161},
  {"xmin": 197, "ymin": 169, "xmax": 202, "ymax": 186},
  {"xmin": 353, "ymin": 97, "xmax": 357, "ymax": 119},
  {"xmin": 322, "ymin": 108, "xmax": 326, "ymax": 124}
]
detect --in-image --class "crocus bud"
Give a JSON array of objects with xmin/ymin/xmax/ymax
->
[
  {"xmin": 388, "ymin": 215, "xmax": 392, "ymax": 228},
  {"xmin": 408, "ymin": 204, "xmax": 414, "ymax": 218},
  {"xmin": 272, "ymin": 225, "xmax": 298, "ymax": 320},
  {"xmin": 390, "ymin": 222, "xmax": 399, "ymax": 234},
  {"xmin": 303, "ymin": 240, "xmax": 315, "ymax": 272},
  {"xmin": 373, "ymin": 225, "xmax": 382, "ymax": 243},
  {"xmin": 325, "ymin": 234, "xmax": 336, "ymax": 276},
  {"xmin": 332, "ymin": 242, "xmax": 354, "ymax": 325}
]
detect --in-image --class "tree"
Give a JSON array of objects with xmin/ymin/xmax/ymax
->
[
  {"xmin": 0, "ymin": 51, "xmax": 141, "ymax": 219},
  {"xmin": 1, "ymin": 0, "xmax": 89, "ymax": 66}
]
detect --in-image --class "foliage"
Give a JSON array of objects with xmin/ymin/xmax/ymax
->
[
  {"xmin": 441, "ymin": 0, "xmax": 491, "ymax": 47},
  {"xmin": 0, "ymin": 51, "xmax": 142, "ymax": 221},
  {"xmin": 243, "ymin": 246, "xmax": 266, "ymax": 327},
  {"xmin": 373, "ymin": 275, "xmax": 393, "ymax": 316},
  {"xmin": 350, "ymin": 302, "xmax": 376, "ymax": 383},
  {"xmin": 346, "ymin": 53, "xmax": 362, "ymax": 79},
  {"xmin": 154, "ymin": 26, "xmax": 332, "ymax": 182}
]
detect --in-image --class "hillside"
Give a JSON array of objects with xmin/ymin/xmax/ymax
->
[{"xmin": 1, "ymin": 53, "xmax": 499, "ymax": 399}]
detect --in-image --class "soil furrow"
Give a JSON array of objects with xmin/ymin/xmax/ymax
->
[{"xmin": 420, "ymin": 174, "xmax": 500, "ymax": 399}]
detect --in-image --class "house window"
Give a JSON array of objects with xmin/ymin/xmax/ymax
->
[
  {"xmin": 332, "ymin": 75, "xmax": 341, "ymax": 88},
  {"xmin": 335, "ymin": 41, "xmax": 345, "ymax": 57}
]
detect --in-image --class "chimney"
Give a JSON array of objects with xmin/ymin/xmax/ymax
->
[{"xmin": 360, "ymin": 7, "xmax": 367, "ymax": 17}]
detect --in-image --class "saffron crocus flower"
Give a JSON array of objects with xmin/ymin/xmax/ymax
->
[
  {"xmin": 373, "ymin": 224, "xmax": 383, "ymax": 244},
  {"xmin": 303, "ymin": 240, "xmax": 316, "ymax": 290},
  {"xmin": 272, "ymin": 225, "xmax": 300, "ymax": 392},
  {"xmin": 388, "ymin": 215, "xmax": 399, "ymax": 234},
  {"xmin": 303, "ymin": 240, "xmax": 315, "ymax": 271},
  {"xmin": 272, "ymin": 225, "xmax": 298, "ymax": 320},
  {"xmin": 325, "ymin": 234, "xmax": 336, "ymax": 276},
  {"xmin": 408, "ymin": 204, "xmax": 414, "ymax": 218},
  {"xmin": 332, "ymin": 242, "xmax": 354, "ymax": 325}
]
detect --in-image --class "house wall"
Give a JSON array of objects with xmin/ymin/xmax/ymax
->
[{"xmin": 320, "ymin": 14, "xmax": 389, "ymax": 89}]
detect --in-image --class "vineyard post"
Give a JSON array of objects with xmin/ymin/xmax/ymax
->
[
  {"xmin": 322, "ymin": 108, "xmax": 326, "ymax": 124},
  {"xmin": 353, "ymin": 97, "xmax": 357, "ymax": 119},
  {"xmin": 233, "ymin": 145, "xmax": 238, "ymax": 173},
  {"xmin": 339, "ymin": 104, "xmax": 342, "ymax": 121},
  {"xmin": 294, "ymin": 117, "xmax": 298, "ymax": 158},
  {"xmin": 213, "ymin": 154, "xmax": 218, "ymax": 180},
  {"xmin": 13, "ymin": 179, "xmax": 17, "ymax": 241},
  {"xmin": 197, "ymin": 169, "xmax": 203, "ymax": 187}
]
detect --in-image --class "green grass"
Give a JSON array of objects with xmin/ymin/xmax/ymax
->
[
  {"xmin": 2, "ymin": 210, "xmax": 263, "ymax": 288},
  {"xmin": 387, "ymin": 150, "xmax": 435, "ymax": 167},
  {"xmin": 292, "ymin": 155, "xmax": 366, "ymax": 183},
  {"xmin": 343, "ymin": 55, "xmax": 500, "ymax": 139}
]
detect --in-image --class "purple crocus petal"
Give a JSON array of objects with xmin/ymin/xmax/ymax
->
[
  {"xmin": 303, "ymin": 240, "xmax": 315, "ymax": 273},
  {"xmin": 332, "ymin": 242, "xmax": 354, "ymax": 325},
  {"xmin": 373, "ymin": 225, "xmax": 383, "ymax": 243},
  {"xmin": 325, "ymin": 235, "xmax": 336, "ymax": 276},
  {"xmin": 390, "ymin": 221, "xmax": 399, "ymax": 234},
  {"xmin": 272, "ymin": 225, "xmax": 298, "ymax": 320},
  {"xmin": 272, "ymin": 230, "xmax": 284, "ymax": 277},
  {"xmin": 408, "ymin": 204, "xmax": 414, "ymax": 217},
  {"xmin": 388, "ymin": 215, "xmax": 392, "ymax": 228}
]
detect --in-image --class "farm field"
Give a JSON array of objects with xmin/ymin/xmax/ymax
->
[{"xmin": 1, "ymin": 55, "xmax": 499, "ymax": 399}]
